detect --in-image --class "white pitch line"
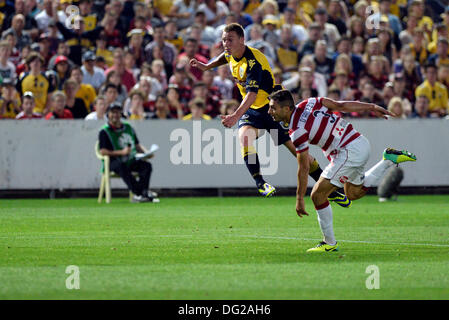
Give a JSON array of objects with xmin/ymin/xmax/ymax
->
[{"xmin": 236, "ymin": 235, "xmax": 449, "ymax": 248}]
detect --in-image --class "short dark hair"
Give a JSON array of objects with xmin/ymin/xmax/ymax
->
[
  {"xmin": 223, "ymin": 23, "xmax": 245, "ymax": 38},
  {"xmin": 424, "ymin": 62, "xmax": 437, "ymax": 71},
  {"xmin": 268, "ymin": 89, "xmax": 295, "ymax": 110},
  {"xmin": 105, "ymin": 83, "xmax": 118, "ymax": 92}
]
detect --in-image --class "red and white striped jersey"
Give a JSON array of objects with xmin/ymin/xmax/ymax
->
[{"xmin": 288, "ymin": 97, "xmax": 361, "ymax": 157}]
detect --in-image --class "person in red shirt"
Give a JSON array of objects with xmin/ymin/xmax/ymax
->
[
  {"xmin": 105, "ymin": 48, "xmax": 136, "ymax": 92},
  {"xmin": 44, "ymin": 90, "xmax": 73, "ymax": 119},
  {"xmin": 177, "ymin": 38, "xmax": 208, "ymax": 81},
  {"xmin": 16, "ymin": 91, "xmax": 42, "ymax": 119}
]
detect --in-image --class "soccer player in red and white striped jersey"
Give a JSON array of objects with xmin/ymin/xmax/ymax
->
[{"xmin": 268, "ymin": 89, "xmax": 416, "ymax": 252}]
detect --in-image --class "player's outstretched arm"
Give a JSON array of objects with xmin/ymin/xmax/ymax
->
[
  {"xmin": 190, "ymin": 52, "xmax": 228, "ymax": 72},
  {"xmin": 296, "ymin": 149, "xmax": 310, "ymax": 218},
  {"xmin": 321, "ymin": 97, "xmax": 397, "ymax": 119}
]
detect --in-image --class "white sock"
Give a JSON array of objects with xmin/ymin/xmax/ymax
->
[
  {"xmin": 315, "ymin": 202, "xmax": 336, "ymax": 246},
  {"xmin": 363, "ymin": 160, "xmax": 394, "ymax": 188}
]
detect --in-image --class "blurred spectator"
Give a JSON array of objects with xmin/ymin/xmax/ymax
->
[
  {"xmin": 85, "ymin": 95, "xmax": 107, "ymax": 120},
  {"xmin": 327, "ymin": 0, "xmax": 348, "ymax": 37},
  {"xmin": 105, "ymin": 48, "xmax": 136, "ymax": 92},
  {"xmin": 63, "ymin": 79, "xmax": 88, "ymax": 119},
  {"xmin": 427, "ymin": 37, "xmax": 449, "ymax": 67},
  {"xmin": 70, "ymin": 66, "xmax": 96, "ymax": 112},
  {"xmin": 99, "ymin": 70, "xmax": 128, "ymax": 106},
  {"xmin": 415, "ymin": 62, "xmax": 448, "ymax": 117},
  {"xmin": 246, "ymin": 23, "xmax": 276, "ymax": 67},
  {"xmin": 428, "ymin": 23, "xmax": 449, "ymax": 54},
  {"xmin": 16, "ymin": 91, "xmax": 42, "ymax": 119},
  {"xmin": 149, "ymin": 93, "xmax": 174, "ymax": 119},
  {"xmin": 16, "ymin": 52, "xmax": 54, "ymax": 115},
  {"xmin": 144, "ymin": 24, "xmax": 177, "ymax": 79},
  {"xmin": 329, "ymin": 69, "xmax": 354, "ymax": 100},
  {"xmin": 408, "ymin": 0, "xmax": 433, "ymax": 36},
  {"xmin": 177, "ymin": 38, "xmax": 208, "ymax": 80},
  {"xmin": 190, "ymin": 11, "xmax": 216, "ymax": 51},
  {"xmin": 182, "ymin": 97, "xmax": 212, "ymax": 120},
  {"xmin": 229, "ymin": 0, "xmax": 253, "ymax": 28},
  {"xmin": 81, "ymin": 51, "xmax": 106, "ymax": 91},
  {"xmin": 2, "ymin": 14, "xmax": 32, "ymax": 51},
  {"xmin": 166, "ymin": 85, "xmax": 185, "ymax": 119},
  {"xmin": 333, "ymin": 36, "xmax": 364, "ymax": 78},
  {"xmin": 411, "ymin": 94, "xmax": 431, "ymax": 118},
  {"xmin": 35, "ymin": 0, "xmax": 53, "ymax": 33},
  {"xmin": 275, "ymin": 24, "xmax": 300, "ymax": 73},
  {"xmin": 388, "ymin": 96, "xmax": 409, "ymax": 119},
  {"xmin": 313, "ymin": 39, "xmax": 334, "ymax": 82},
  {"xmin": 3, "ymin": 0, "xmax": 37, "ymax": 32},
  {"xmin": 279, "ymin": 7, "xmax": 308, "ymax": 50},
  {"xmin": 367, "ymin": 56, "xmax": 389, "ymax": 91},
  {"xmin": 127, "ymin": 89, "xmax": 147, "ymax": 120},
  {"xmin": 377, "ymin": 27, "xmax": 397, "ymax": 65},
  {"xmin": 213, "ymin": 65, "xmax": 234, "ymax": 100},
  {"xmin": 261, "ymin": 14, "xmax": 279, "ymax": 49},
  {"xmin": 0, "ymin": 78, "xmax": 19, "ymax": 119},
  {"xmin": 438, "ymin": 63, "xmax": 449, "ymax": 89},
  {"xmin": 399, "ymin": 14, "xmax": 418, "ymax": 47},
  {"xmin": 150, "ymin": 59, "xmax": 168, "ymax": 92},
  {"xmin": 47, "ymin": 42, "xmax": 73, "ymax": 71},
  {"xmin": 186, "ymin": 23, "xmax": 211, "ymax": 60},
  {"xmin": 164, "ymin": 19, "xmax": 183, "ymax": 52},
  {"xmin": 299, "ymin": 22, "xmax": 322, "ymax": 59},
  {"xmin": 198, "ymin": 0, "xmax": 229, "ymax": 28},
  {"xmin": 408, "ymin": 27, "xmax": 428, "ymax": 64},
  {"xmin": 168, "ymin": 0, "xmax": 200, "ymax": 30},
  {"xmin": 102, "ymin": 83, "xmax": 119, "ymax": 108},
  {"xmin": 347, "ymin": 15, "xmax": 365, "ymax": 40},
  {"xmin": 95, "ymin": 31, "xmax": 113, "ymax": 68},
  {"xmin": 370, "ymin": 0, "xmax": 402, "ymax": 35},
  {"xmin": 55, "ymin": 14, "xmax": 104, "ymax": 66},
  {"xmin": 392, "ymin": 73, "xmax": 413, "ymax": 108},
  {"xmin": 53, "ymin": 55, "xmax": 70, "ymax": 90},
  {"xmin": 313, "ymin": 6, "xmax": 341, "ymax": 52},
  {"xmin": 0, "ymin": 40, "xmax": 16, "ymax": 82},
  {"xmin": 191, "ymin": 81, "xmax": 221, "ymax": 118},
  {"xmin": 220, "ymin": 99, "xmax": 239, "ymax": 116},
  {"xmin": 381, "ymin": 81, "xmax": 395, "ymax": 108},
  {"xmin": 126, "ymin": 29, "xmax": 146, "ymax": 68},
  {"xmin": 44, "ymin": 90, "xmax": 73, "ymax": 119}
]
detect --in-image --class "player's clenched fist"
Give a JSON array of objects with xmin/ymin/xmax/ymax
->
[{"xmin": 189, "ymin": 58, "xmax": 207, "ymax": 71}]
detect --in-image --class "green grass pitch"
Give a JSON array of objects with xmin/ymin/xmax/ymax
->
[{"xmin": 0, "ymin": 195, "xmax": 448, "ymax": 300}]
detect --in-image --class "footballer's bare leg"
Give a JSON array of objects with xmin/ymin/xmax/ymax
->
[
  {"xmin": 239, "ymin": 125, "xmax": 275, "ymax": 197},
  {"xmin": 284, "ymin": 140, "xmax": 352, "ymax": 208},
  {"xmin": 344, "ymin": 182, "xmax": 368, "ymax": 201}
]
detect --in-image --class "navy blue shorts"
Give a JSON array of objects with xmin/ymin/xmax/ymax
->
[{"xmin": 238, "ymin": 104, "xmax": 290, "ymax": 146}]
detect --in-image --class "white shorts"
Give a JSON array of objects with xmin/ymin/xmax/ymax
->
[{"xmin": 322, "ymin": 135, "xmax": 371, "ymax": 188}]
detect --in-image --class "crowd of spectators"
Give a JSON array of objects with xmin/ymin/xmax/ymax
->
[{"xmin": 1, "ymin": 0, "xmax": 448, "ymax": 121}]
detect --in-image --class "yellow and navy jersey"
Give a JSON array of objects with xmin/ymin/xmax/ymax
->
[
  {"xmin": 83, "ymin": 14, "xmax": 97, "ymax": 32},
  {"xmin": 75, "ymin": 83, "xmax": 96, "ymax": 113},
  {"xmin": 0, "ymin": 98, "xmax": 18, "ymax": 118},
  {"xmin": 415, "ymin": 80, "xmax": 449, "ymax": 112},
  {"xmin": 225, "ymin": 46, "xmax": 275, "ymax": 110},
  {"xmin": 16, "ymin": 72, "xmax": 54, "ymax": 114}
]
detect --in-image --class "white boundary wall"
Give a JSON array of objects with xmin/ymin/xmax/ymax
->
[{"xmin": 0, "ymin": 119, "xmax": 448, "ymax": 190}]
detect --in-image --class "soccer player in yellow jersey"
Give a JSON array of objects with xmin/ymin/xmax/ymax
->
[{"xmin": 190, "ymin": 23, "xmax": 350, "ymax": 206}]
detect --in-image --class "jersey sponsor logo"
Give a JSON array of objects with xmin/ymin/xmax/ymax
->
[
  {"xmin": 332, "ymin": 118, "xmax": 348, "ymax": 137},
  {"xmin": 299, "ymin": 98, "xmax": 316, "ymax": 123},
  {"xmin": 247, "ymin": 80, "xmax": 258, "ymax": 88},
  {"xmin": 248, "ymin": 59, "xmax": 256, "ymax": 70},
  {"xmin": 313, "ymin": 110, "xmax": 337, "ymax": 123}
]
